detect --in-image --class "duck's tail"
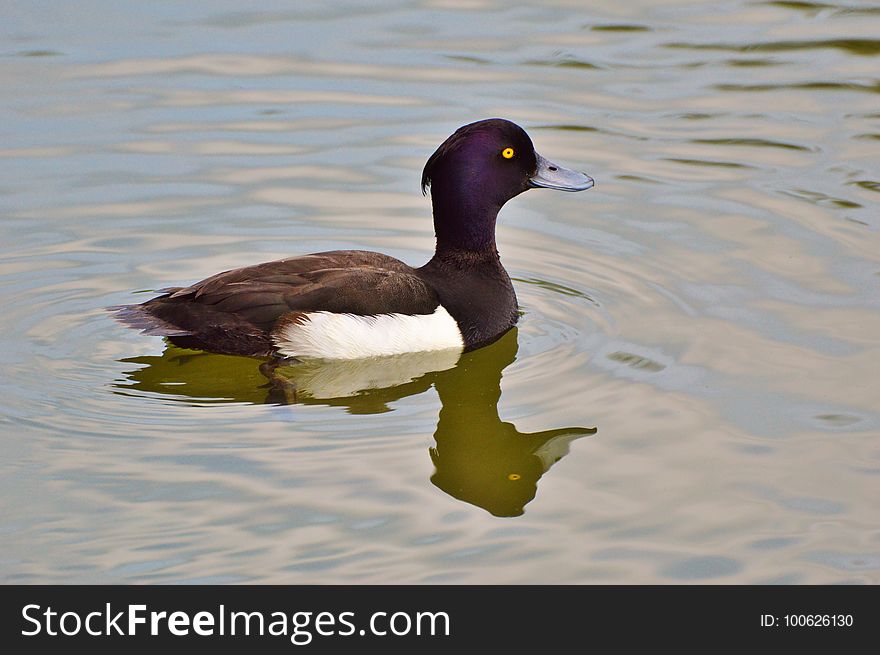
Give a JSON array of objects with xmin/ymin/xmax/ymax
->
[
  {"xmin": 109, "ymin": 287, "xmax": 195, "ymax": 337},
  {"xmin": 109, "ymin": 291, "xmax": 275, "ymax": 356},
  {"xmin": 108, "ymin": 300, "xmax": 194, "ymax": 337}
]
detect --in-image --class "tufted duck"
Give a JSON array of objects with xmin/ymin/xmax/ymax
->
[{"xmin": 114, "ymin": 118, "xmax": 593, "ymax": 359}]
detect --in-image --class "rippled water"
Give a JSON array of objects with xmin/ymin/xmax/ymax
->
[{"xmin": 2, "ymin": 0, "xmax": 878, "ymax": 583}]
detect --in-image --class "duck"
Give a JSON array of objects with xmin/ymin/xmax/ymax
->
[{"xmin": 114, "ymin": 118, "xmax": 594, "ymax": 359}]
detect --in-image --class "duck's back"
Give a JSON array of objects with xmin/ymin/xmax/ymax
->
[{"xmin": 115, "ymin": 250, "xmax": 454, "ymax": 358}]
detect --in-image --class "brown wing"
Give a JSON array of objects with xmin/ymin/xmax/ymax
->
[
  {"xmin": 115, "ymin": 250, "xmax": 439, "ymax": 356},
  {"xmin": 167, "ymin": 250, "xmax": 438, "ymax": 327}
]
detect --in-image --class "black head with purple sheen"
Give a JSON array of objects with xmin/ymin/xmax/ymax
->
[{"xmin": 421, "ymin": 118, "xmax": 593, "ymax": 252}]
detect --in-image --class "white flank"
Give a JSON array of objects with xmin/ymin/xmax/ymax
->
[{"xmin": 273, "ymin": 306, "xmax": 464, "ymax": 360}]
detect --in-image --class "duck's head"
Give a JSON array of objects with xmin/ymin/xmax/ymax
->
[{"xmin": 421, "ymin": 118, "xmax": 593, "ymax": 251}]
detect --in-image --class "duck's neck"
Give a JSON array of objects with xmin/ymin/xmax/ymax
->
[
  {"xmin": 419, "ymin": 189, "xmax": 518, "ymax": 349},
  {"xmin": 430, "ymin": 180, "xmax": 501, "ymax": 256}
]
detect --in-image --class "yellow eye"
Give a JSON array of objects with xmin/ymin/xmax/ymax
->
[
  {"xmin": 502, "ymin": 147, "xmax": 515, "ymax": 159},
  {"xmin": 508, "ymin": 473, "xmax": 521, "ymax": 481}
]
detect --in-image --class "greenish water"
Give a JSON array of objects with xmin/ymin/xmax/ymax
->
[{"xmin": 1, "ymin": 0, "xmax": 878, "ymax": 583}]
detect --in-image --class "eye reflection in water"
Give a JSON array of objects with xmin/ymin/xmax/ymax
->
[{"xmin": 115, "ymin": 329, "xmax": 596, "ymax": 517}]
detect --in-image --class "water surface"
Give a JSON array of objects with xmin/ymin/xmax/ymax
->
[{"xmin": 1, "ymin": 0, "xmax": 878, "ymax": 583}]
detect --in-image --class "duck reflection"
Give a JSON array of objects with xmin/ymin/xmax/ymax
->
[{"xmin": 115, "ymin": 329, "xmax": 596, "ymax": 516}]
